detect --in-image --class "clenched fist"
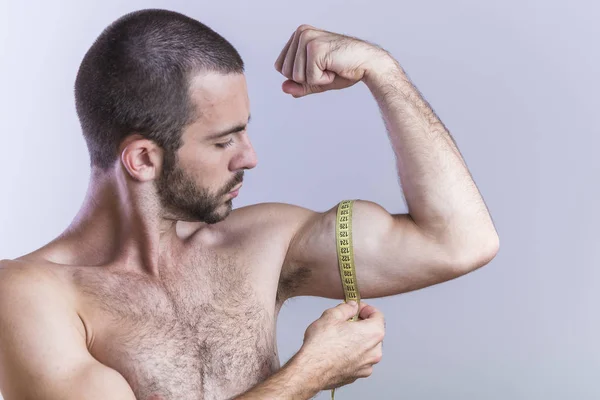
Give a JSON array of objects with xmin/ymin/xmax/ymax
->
[{"xmin": 274, "ymin": 24, "xmax": 396, "ymax": 97}]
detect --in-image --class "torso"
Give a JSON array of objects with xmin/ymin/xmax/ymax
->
[{"xmin": 15, "ymin": 204, "xmax": 298, "ymax": 400}]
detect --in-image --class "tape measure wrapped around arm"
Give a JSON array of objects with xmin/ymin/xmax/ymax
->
[{"xmin": 331, "ymin": 199, "xmax": 361, "ymax": 399}]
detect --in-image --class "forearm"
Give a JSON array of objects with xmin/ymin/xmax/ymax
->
[
  {"xmin": 363, "ymin": 55, "xmax": 498, "ymax": 259},
  {"xmin": 233, "ymin": 351, "xmax": 323, "ymax": 400}
]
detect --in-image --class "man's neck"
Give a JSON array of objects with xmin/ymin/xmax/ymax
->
[{"xmin": 29, "ymin": 169, "xmax": 205, "ymax": 274}]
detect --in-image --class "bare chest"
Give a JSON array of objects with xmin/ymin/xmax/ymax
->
[{"xmin": 74, "ymin": 254, "xmax": 282, "ymax": 400}]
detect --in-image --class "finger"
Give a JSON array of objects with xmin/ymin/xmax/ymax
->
[
  {"xmin": 283, "ymin": 24, "xmax": 314, "ymax": 80},
  {"xmin": 355, "ymin": 302, "xmax": 372, "ymax": 320},
  {"xmin": 274, "ymin": 32, "xmax": 295, "ymax": 73},
  {"xmin": 293, "ymin": 28, "xmax": 319, "ymax": 83},
  {"xmin": 284, "ymin": 75, "xmax": 354, "ymax": 98},
  {"xmin": 281, "ymin": 80, "xmax": 305, "ymax": 97},
  {"xmin": 281, "ymin": 30, "xmax": 301, "ymax": 79},
  {"xmin": 350, "ymin": 301, "xmax": 369, "ymax": 320},
  {"xmin": 281, "ymin": 80, "xmax": 325, "ymax": 98},
  {"xmin": 358, "ymin": 301, "xmax": 370, "ymax": 313},
  {"xmin": 322, "ymin": 300, "xmax": 359, "ymax": 322},
  {"xmin": 359, "ymin": 304, "xmax": 383, "ymax": 321}
]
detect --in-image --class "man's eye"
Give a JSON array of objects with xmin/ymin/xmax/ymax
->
[{"xmin": 216, "ymin": 139, "xmax": 234, "ymax": 148}]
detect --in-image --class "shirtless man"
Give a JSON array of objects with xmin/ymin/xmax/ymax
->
[{"xmin": 0, "ymin": 8, "xmax": 499, "ymax": 400}]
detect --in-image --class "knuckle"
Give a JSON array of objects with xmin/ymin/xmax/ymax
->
[
  {"xmin": 370, "ymin": 327, "xmax": 385, "ymax": 342},
  {"xmin": 304, "ymin": 325, "xmax": 314, "ymax": 337},
  {"xmin": 298, "ymin": 29, "xmax": 311, "ymax": 41},
  {"xmin": 323, "ymin": 308, "xmax": 338, "ymax": 319},
  {"xmin": 298, "ymin": 28, "xmax": 318, "ymax": 44},
  {"xmin": 373, "ymin": 352, "xmax": 383, "ymax": 364},
  {"xmin": 306, "ymin": 39, "xmax": 324, "ymax": 55},
  {"xmin": 293, "ymin": 72, "xmax": 304, "ymax": 83},
  {"xmin": 298, "ymin": 24, "xmax": 314, "ymax": 32},
  {"xmin": 307, "ymin": 320, "xmax": 321, "ymax": 332}
]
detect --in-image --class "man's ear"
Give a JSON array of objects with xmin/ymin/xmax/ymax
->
[{"xmin": 119, "ymin": 134, "xmax": 163, "ymax": 181}]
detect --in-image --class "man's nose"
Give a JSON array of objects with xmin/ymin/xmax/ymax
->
[{"xmin": 231, "ymin": 134, "xmax": 258, "ymax": 171}]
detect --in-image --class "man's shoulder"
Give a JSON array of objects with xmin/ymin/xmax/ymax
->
[
  {"xmin": 233, "ymin": 201, "xmax": 317, "ymax": 221},
  {"xmin": 0, "ymin": 258, "xmax": 53, "ymax": 283},
  {"xmin": 0, "ymin": 259, "xmax": 76, "ymax": 313},
  {"xmin": 0, "ymin": 257, "xmax": 68, "ymax": 278},
  {"xmin": 227, "ymin": 201, "xmax": 324, "ymax": 239}
]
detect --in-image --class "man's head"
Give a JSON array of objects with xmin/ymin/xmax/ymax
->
[{"xmin": 75, "ymin": 9, "xmax": 257, "ymax": 224}]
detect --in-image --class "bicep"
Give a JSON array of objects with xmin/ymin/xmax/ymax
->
[
  {"xmin": 281, "ymin": 200, "xmax": 460, "ymax": 300},
  {"xmin": 0, "ymin": 267, "xmax": 136, "ymax": 400}
]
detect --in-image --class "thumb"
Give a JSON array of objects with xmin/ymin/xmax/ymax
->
[
  {"xmin": 282, "ymin": 76, "xmax": 357, "ymax": 98},
  {"xmin": 328, "ymin": 300, "xmax": 359, "ymax": 321},
  {"xmin": 281, "ymin": 80, "xmax": 325, "ymax": 98}
]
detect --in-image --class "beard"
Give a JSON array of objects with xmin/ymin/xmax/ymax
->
[{"xmin": 155, "ymin": 150, "xmax": 244, "ymax": 224}]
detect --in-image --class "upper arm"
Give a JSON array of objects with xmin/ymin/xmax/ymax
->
[
  {"xmin": 280, "ymin": 199, "xmax": 497, "ymax": 300},
  {"xmin": 0, "ymin": 263, "xmax": 136, "ymax": 400}
]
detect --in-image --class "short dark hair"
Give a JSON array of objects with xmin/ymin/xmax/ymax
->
[{"xmin": 74, "ymin": 9, "xmax": 244, "ymax": 170}]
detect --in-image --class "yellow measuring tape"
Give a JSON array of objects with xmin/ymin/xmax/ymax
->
[{"xmin": 331, "ymin": 199, "xmax": 361, "ymax": 400}]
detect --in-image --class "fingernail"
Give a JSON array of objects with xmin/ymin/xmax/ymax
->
[{"xmin": 347, "ymin": 300, "xmax": 357, "ymax": 307}]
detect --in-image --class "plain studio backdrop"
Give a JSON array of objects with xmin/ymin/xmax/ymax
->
[{"xmin": 0, "ymin": 0, "xmax": 598, "ymax": 399}]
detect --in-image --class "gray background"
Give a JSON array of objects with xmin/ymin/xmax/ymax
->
[{"xmin": 1, "ymin": 0, "xmax": 598, "ymax": 399}]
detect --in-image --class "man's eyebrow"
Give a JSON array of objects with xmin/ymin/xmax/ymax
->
[{"xmin": 206, "ymin": 115, "xmax": 252, "ymax": 140}]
